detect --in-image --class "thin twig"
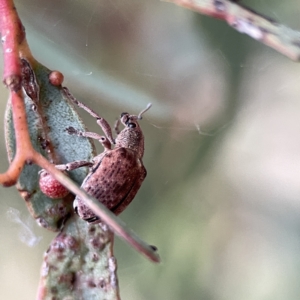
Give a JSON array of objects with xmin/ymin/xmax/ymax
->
[{"xmin": 165, "ymin": 0, "xmax": 300, "ymax": 61}]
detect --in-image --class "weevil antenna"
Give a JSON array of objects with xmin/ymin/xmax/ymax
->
[{"xmin": 137, "ymin": 103, "xmax": 152, "ymax": 120}]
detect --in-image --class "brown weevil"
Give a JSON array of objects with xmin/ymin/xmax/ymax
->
[{"xmin": 43, "ymin": 87, "xmax": 152, "ymax": 223}]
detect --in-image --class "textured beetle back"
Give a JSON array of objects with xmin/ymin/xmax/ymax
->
[{"xmin": 74, "ymin": 147, "xmax": 147, "ymax": 222}]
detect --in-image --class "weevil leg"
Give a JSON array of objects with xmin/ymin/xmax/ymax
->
[
  {"xmin": 55, "ymin": 161, "xmax": 93, "ymax": 171},
  {"xmin": 66, "ymin": 127, "xmax": 111, "ymax": 151},
  {"xmin": 114, "ymin": 118, "xmax": 121, "ymax": 135},
  {"xmin": 63, "ymin": 87, "xmax": 115, "ymax": 144},
  {"xmin": 99, "ymin": 136, "xmax": 111, "ymax": 151}
]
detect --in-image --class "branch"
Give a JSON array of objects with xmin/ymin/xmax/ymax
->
[{"xmin": 165, "ymin": 0, "xmax": 300, "ymax": 61}]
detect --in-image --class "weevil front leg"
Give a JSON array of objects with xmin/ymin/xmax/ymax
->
[
  {"xmin": 63, "ymin": 87, "xmax": 115, "ymax": 144},
  {"xmin": 66, "ymin": 127, "xmax": 112, "ymax": 151}
]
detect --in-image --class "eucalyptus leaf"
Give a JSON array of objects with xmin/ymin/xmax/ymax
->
[
  {"xmin": 5, "ymin": 58, "xmax": 96, "ymax": 231},
  {"xmin": 37, "ymin": 215, "xmax": 120, "ymax": 300}
]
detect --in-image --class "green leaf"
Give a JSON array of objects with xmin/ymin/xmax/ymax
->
[{"xmin": 5, "ymin": 58, "xmax": 96, "ymax": 231}]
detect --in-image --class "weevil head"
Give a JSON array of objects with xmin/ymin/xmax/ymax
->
[{"xmin": 115, "ymin": 103, "xmax": 152, "ymax": 159}]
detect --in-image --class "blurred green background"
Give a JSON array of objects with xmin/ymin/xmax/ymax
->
[{"xmin": 1, "ymin": 0, "xmax": 300, "ymax": 299}]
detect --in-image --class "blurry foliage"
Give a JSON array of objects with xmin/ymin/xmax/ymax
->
[{"xmin": 1, "ymin": 0, "xmax": 300, "ymax": 299}]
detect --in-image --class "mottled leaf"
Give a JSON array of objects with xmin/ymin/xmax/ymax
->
[{"xmin": 37, "ymin": 215, "xmax": 120, "ymax": 300}]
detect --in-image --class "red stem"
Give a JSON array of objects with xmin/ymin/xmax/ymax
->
[{"xmin": 0, "ymin": 0, "xmax": 24, "ymax": 91}]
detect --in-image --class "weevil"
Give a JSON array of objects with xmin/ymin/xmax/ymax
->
[{"xmin": 43, "ymin": 87, "xmax": 151, "ymax": 223}]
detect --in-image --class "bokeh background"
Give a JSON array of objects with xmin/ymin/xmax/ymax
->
[{"xmin": 1, "ymin": 0, "xmax": 300, "ymax": 299}]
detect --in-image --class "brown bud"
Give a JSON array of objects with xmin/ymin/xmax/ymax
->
[{"xmin": 49, "ymin": 71, "xmax": 64, "ymax": 86}]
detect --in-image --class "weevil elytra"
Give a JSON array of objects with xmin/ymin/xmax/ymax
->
[{"xmin": 46, "ymin": 88, "xmax": 152, "ymax": 223}]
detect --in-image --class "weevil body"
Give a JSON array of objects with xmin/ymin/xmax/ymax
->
[
  {"xmin": 42, "ymin": 88, "xmax": 151, "ymax": 223},
  {"xmin": 74, "ymin": 110, "xmax": 148, "ymax": 222}
]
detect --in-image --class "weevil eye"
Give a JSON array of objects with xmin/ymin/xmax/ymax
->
[
  {"xmin": 121, "ymin": 112, "xmax": 128, "ymax": 117},
  {"xmin": 128, "ymin": 122, "xmax": 136, "ymax": 128}
]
